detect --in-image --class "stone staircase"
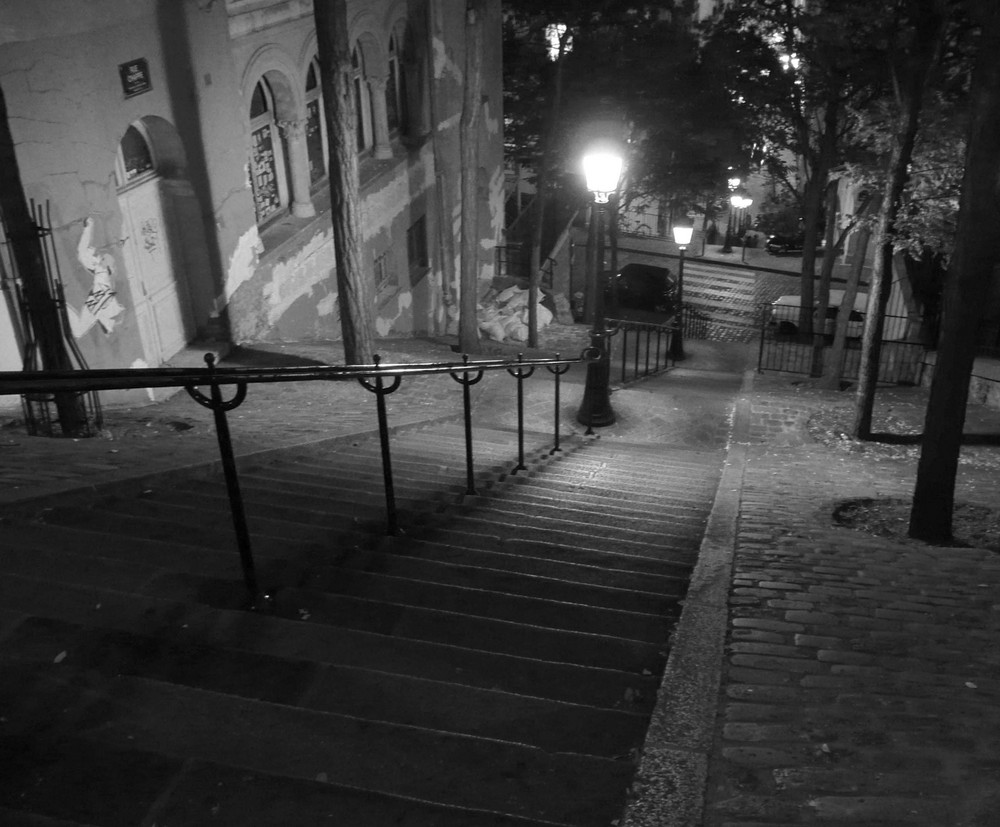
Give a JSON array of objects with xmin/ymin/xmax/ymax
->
[{"xmin": 0, "ymin": 420, "xmax": 723, "ymax": 826}]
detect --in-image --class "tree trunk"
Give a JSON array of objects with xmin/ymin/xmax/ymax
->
[
  {"xmin": 819, "ymin": 192, "xmax": 881, "ymax": 390},
  {"xmin": 797, "ymin": 98, "xmax": 839, "ymax": 336},
  {"xmin": 910, "ymin": 1, "xmax": 1000, "ymax": 543},
  {"xmin": 314, "ymin": 0, "xmax": 375, "ymax": 364},
  {"xmin": 809, "ymin": 178, "xmax": 840, "ymax": 376},
  {"xmin": 458, "ymin": 2, "xmax": 486, "ymax": 353},
  {"xmin": 0, "ymin": 83, "xmax": 86, "ymax": 435},
  {"xmin": 853, "ymin": 3, "xmax": 945, "ymax": 437},
  {"xmin": 426, "ymin": 1, "xmax": 458, "ymax": 337},
  {"xmin": 527, "ymin": 29, "xmax": 569, "ymax": 349}
]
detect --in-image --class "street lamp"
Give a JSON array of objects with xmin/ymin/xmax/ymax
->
[
  {"xmin": 576, "ymin": 150, "xmax": 623, "ymax": 429},
  {"xmin": 730, "ymin": 192, "xmax": 754, "ymax": 262},
  {"xmin": 670, "ymin": 224, "xmax": 693, "ymax": 360}
]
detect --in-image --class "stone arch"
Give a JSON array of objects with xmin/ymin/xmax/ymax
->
[
  {"xmin": 350, "ymin": 10, "xmax": 386, "ymax": 81},
  {"xmin": 113, "ymin": 114, "xmax": 189, "ymax": 184},
  {"xmin": 298, "ymin": 30, "xmax": 319, "ymax": 79},
  {"xmin": 240, "ymin": 44, "xmax": 304, "ymax": 121}
]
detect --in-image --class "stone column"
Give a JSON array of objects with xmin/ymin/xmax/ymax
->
[
  {"xmin": 278, "ymin": 118, "xmax": 315, "ymax": 218},
  {"xmin": 366, "ymin": 77, "xmax": 393, "ymax": 160}
]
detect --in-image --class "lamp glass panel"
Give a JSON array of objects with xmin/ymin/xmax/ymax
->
[{"xmin": 583, "ymin": 152, "xmax": 623, "ymax": 195}]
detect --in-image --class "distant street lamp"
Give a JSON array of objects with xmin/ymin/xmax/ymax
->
[
  {"xmin": 721, "ymin": 175, "xmax": 744, "ymax": 254},
  {"xmin": 576, "ymin": 150, "xmax": 623, "ymax": 429},
  {"xmin": 671, "ymin": 224, "xmax": 693, "ymax": 360},
  {"xmin": 730, "ymin": 192, "xmax": 754, "ymax": 262}
]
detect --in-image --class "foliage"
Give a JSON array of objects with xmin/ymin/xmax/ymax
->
[{"xmin": 502, "ymin": 1, "xmax": 746, "ymax": 212}]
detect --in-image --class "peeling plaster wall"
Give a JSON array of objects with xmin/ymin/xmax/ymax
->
[
  {"xmin": 0, "ymin": 0, "xmax": 504, "ymax": 376},
  {"xmin": 0, "ymin": 0, "xmax": 252, "ymax": 382}
]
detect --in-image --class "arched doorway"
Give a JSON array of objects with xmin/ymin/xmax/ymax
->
[{"xmin": 115, "ymin": 117, "xmax": 196, "ymax": 365}]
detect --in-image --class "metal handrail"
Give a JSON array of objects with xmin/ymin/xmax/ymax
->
[{"xmin": 1, "ymin": 349, "xmax": 593, "ymax": 611}]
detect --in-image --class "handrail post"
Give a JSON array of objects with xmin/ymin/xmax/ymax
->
[
  {"xmin": 358, "ymin": 356, "xmax": 403, "ymax": 535},
  {"xmin": 633, "ymin": 326, "xmax": 641, "ymax": 381},
  {"xmin": 546, "ymin": 354, "xmax": 571, "ymax": 454},
  {"xmin": 620, "ymin": 326, "xmax": 628, "ymax": 383},
  {"xmin": 758, "ymin": 303, "xmax": 768, "ymax": 372},
  {"xmin": 450, "ymin": 355, "xmax": 484, "ymax": 495},
  {"xmin": 644, "ymin": 325, "xmax": 652, "ymax": 376},
  {"xmin": 184, "ymin": 354, "xmax": 267, "ymax": 611},
  {"xmin": 506, "ymin": 353, "xmax": 535, "ymax": 472}
]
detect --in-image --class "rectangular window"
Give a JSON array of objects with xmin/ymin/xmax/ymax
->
[
  {"xmin": 374, "ymin": 250, "xmax": 396, "ymax": 290},
  {"xmin": 406, "ymin": 216, "xmax": 429, "ymax": 283},
  {"xmin": 354, "ymin": 78, "xmax": 366, "ymax": 150},
  {"xmin": 306, "ymin": 99, "xmax": 325, "ymax": 185},
  {"xmin": 250, "ymin": 125, "xmax": 281, "ymax": 223}
]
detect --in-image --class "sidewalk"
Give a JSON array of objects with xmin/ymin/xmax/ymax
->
[{"xmin": 664, "ymin": 370, "xmax": 1000, "ymax": 826}]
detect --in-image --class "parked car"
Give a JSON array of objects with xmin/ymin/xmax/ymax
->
[
  {"xmin": 605, "ymin": 263, "xmax": 676, "ymax": 316},
  {"xmin": 770, "ymin": 290, "xmax": 868, "ymax": 337},
  {"xmin": 765, "ymin": 233, "xmax": 826, "ymax": 255}
]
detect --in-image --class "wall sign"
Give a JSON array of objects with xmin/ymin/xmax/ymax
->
[{"xmin": 119, "ymin": 59, "xmax": 152, "ymax": 98}]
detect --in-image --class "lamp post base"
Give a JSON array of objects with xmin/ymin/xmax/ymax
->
[{"xmin": 576, "ymin": 335, "xmax": 615, "ymax": 428}]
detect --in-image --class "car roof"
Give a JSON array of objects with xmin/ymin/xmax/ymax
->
[
  {"xmin": 773, "ymin": 291, "xmax": 869, "ymax": 310},
  {"xmin": 616, "ymin": 263, "xmax": 672, "ymax": 279}
]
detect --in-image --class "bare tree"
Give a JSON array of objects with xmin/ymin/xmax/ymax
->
[
  {"xmin": 527, "ymin": 25, "xmax": 570, "ymax": 348},
  {"xmin": 910, "ymin": 1, "xmax": 1000, "ymax": 543},
  {"xmin": 314, "ymin": 0, "xmax": 375, "ymax": 364}
]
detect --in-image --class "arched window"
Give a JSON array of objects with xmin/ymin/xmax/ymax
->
[
  {"xmin": 117, "ymin": 124, "xmax": 156, "ymax": 187},
  {"xmin": 305, "ymin": 60, "xmax": 327, "ymax": 186},
  {"xmin": 386, "ymin": 33, "xmax": 408, "ymax": 136},
  {"xmin": 248, "ymin": 77, "xmax": 289, "ymax": 224},
  {"xmin": 352, "ymin": 46, "xmax": 374, "ymax": 152}
]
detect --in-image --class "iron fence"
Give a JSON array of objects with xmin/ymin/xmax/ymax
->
[
  {"xmin": 605, "ymin": 317, "xmax": 674, "ymax": 384},
  {"xmin": 757, "ymin": 305, "xmax": 927, "ymax": 385},
  {"xmin": 1, "ymin": 350, "xmax": 591, "ymax": 610}
]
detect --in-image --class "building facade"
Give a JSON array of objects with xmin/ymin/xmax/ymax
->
[{"xmin": 0, "ymin": 0, "xmax": 504, "ymax": 399}]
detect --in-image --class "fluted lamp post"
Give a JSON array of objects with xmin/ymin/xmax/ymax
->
[
  {"xmin": 670, "ymin": 224, "xmax": 693, "ymax": 360},
  {"xmin": 576, "ymin": 150, "xmax": 623, "ymax": 429}
]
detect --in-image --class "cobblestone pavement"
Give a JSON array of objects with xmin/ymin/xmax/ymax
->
[{"xmin": 702, "ymin": 372, "xmax": 1000, "ymax": 827}]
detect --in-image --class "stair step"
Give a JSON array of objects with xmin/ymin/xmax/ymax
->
[
  {"xmin": 304, "ymin": 568, "xmax": 669, "ymax": 641},
  {"xmin": 264, "ymin": 585, "xmax": 664, "ymax": 673},
  {"xmin": 72, "ymin": 675, "xmax": 637, "ymax": 824},
  {"xmin": 3, "ymin": 615, "xmax": 647, "ymax": 757},
  {"xmin": 491, "ymin": 485, "xmax": 711, "ymax": 525},
  {"xmin": 412, "ymin": 529, "xmax": 695, "ymax": 575},
  {"xmin": 435, "ymin": 512, "xmax": 699, "ymax": 556},
  {"xmin": 335, "ymin": 544, "xmax": 681, "ymax": 612},
  {"xmin": 463, "ymin": 500, "xmax": 706, "ymax": 541},
  {"xmin": 0, "ymin": 574, "xmax": 659, "ymax": 709}
]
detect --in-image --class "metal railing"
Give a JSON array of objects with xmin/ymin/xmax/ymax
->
[
  {"xmin": 1, "ymin": 350, "xmax": 591, "ymax": 610},
  {"xmin": 757, "ymin": 306, "xmax": 927, "ymax": 385},
  {"xmin": 605, "ymin": 318, "xmax": 675, "ymax": 384}
]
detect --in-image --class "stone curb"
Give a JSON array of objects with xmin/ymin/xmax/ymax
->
[{"xmin": 622, "ymin": 368, "xmax": 755, "ymax": 827}]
